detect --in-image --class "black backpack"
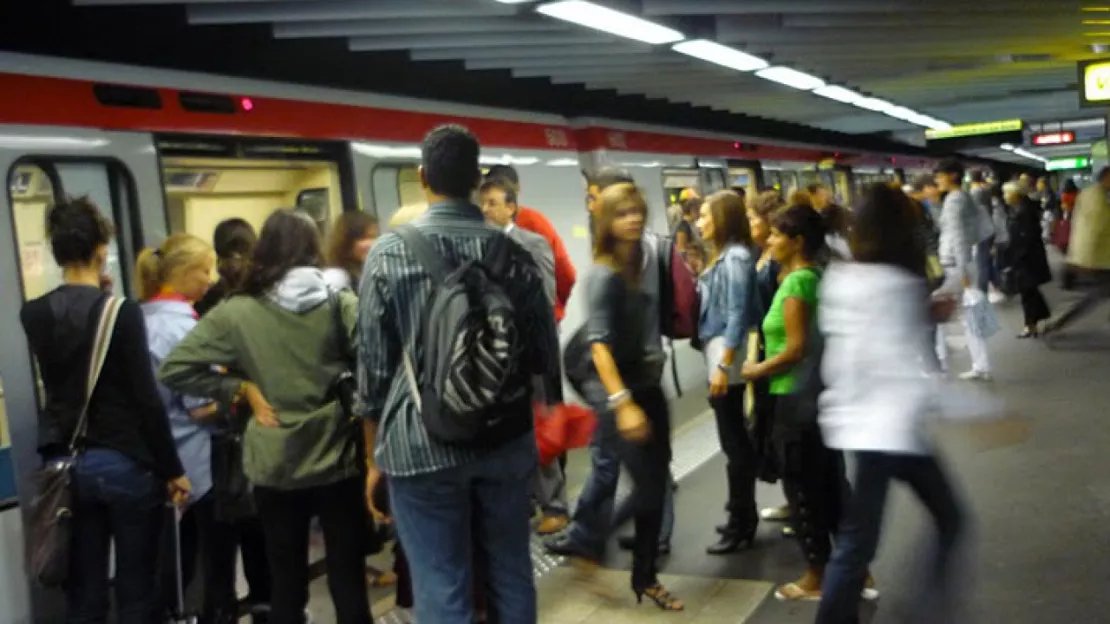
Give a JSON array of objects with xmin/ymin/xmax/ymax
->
[{"xmin": 394, "ymin": 225, "xmax": 528, "ymax": 444}]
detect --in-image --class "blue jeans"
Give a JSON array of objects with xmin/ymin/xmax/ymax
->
[
  {"xmin": 389, "ymin": 434, "xmax": 538, "ymax": 624},
  {"xmin": 611, "ymin": 472, "xmax": 675, "ymax": 544},
  {"xmin": 566, "ymin": 415, "xmax": 621, "ymax": 555},
  {"xmin": 67, "ymin": 447, "xmax": 165, "ymax": 624},
  {"xmin": 816, "ymin": 451, "xmax": 964, "ymax": 624},
  {"xmin": 974, "ymin": 237, "xmax": 996, "ymax": 293}
]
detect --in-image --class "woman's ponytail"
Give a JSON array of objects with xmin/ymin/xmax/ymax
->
[{"xmin": 136, "ymin": 246, "xmax": 164, "ymax": 301}]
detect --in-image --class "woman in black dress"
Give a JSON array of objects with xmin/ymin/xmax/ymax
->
[{"xmin": 1003, "ymin": 182, "xmax": 1052, "ymax": 337}]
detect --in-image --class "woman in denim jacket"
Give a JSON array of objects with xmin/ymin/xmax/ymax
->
[{"xmin": 695, "ymin": 190, "xmax": 761, "ymax": 555}]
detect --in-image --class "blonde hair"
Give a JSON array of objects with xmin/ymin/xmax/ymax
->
[
  {"xmin": 136, "ymin": 233, "xmax": 213, "ymax": 300},
  {"xmin": 592, "ymin": 182, "xmax": 646, "ymax": 284}
]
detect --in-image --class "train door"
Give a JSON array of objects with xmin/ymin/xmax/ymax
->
[
  {"xmin": 0, "ymin": 126, "xmax": 165, "ymax": 622},
  {"xmin": 156, "ymin": 136, "xmax": 358, "ymax": 243}
]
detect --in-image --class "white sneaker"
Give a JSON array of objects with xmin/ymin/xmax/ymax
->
[
  {"xmin": 988, "ymin": 291, "xmax": 1006, "ymax": 304},
  {"xmin": 958, "ymin": 370, "xmax": 993, "ymax": 382}
]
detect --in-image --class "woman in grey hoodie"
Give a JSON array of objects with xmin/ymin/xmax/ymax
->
[{"xmin": 160, "ymin": 209, "xmax": 372, "ymax": 624}]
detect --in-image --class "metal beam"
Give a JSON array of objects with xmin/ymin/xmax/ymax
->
[
  {"xmin": 77, "ymin": 0, "xmax": 302, "ymax": 4},
  {"xmin": 643, "ymin": 0, "xmax": 1073, "ymax": 15},
  {"xmin": 348, "ymin": 32, "xmax": 610, "ymax": 52},
  {"xmin": 781, "ymin": 11, "xmax": 1084, "ymax": 28},
  {"xmin": 516, "ymin": 64, "xmax": 709, "ymax": 80},
  {"xmin": 188, "ymin": 0, "xmax": 514, "ymax": 25},
  {"xmin": 409, "ymin": 43, "xmax": 648, "ymax": 61},
  {"xmin": 464, "ymin": 55, "xmax": 687, "ymax": 71},
  {"xmin": 273, "ymin": 17, "xmax": 566, "ymax": 39}
]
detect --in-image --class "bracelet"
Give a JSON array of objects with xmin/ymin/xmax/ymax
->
[
  {"xmin": 717, "ymin": 363, "xmax": 731, "ymax": 373},
  {"xmin": 607, "ymin": 389, "xmax": 631, "ymax": 410}
]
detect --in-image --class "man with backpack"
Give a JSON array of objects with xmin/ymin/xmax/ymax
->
[
  {"xmin": 545, "ymin": 167, "xmax": 696, "ymax": 562},
  {"xmin": 356, "ymin": 125, "xmax": 561, "ymax": 623}
]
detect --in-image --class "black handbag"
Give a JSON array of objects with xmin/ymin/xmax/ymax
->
[
  {"xmin": 26, "ymin": 296, "xmax": 121, "ymax": 587},
  {"xmin": 210, "ymin": 417, "xmax": 255, "ymax": 523}
]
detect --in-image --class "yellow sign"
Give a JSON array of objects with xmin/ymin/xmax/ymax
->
[
  {"xmin": 1083, "ymin": 60, "xmax": 1110, "ymax": 103},
  {"xmin": 925, "ymin": 119, "xmax": 1023, "ymax": 140}
]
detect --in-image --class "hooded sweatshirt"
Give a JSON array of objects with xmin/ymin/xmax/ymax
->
[{"xmin": 159, "ymin": 268, "xmax": 360, "ymax": 490}]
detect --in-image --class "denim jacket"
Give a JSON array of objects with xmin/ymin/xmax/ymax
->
[
  {"xmin": 142, "ymin": 299, "xmax": 214, "ymax": 503},
  {"xmin": 698, "ymin": 243, "xmax": 757, "ymax": 353}
]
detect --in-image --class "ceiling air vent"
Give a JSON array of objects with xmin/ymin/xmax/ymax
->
[{"xmin": 93, "ymin": 84, "xmax": 163, "ymax": 110}]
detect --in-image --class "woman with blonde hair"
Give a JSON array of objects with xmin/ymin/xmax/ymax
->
[
  {"xmin": 583, "ymin": 182, "xmax": 683, "ymax": 610},
  {"xmin": 136, "ymin": 234, "xmax": 226, "ymax": 620},
  {"xmin": 695, "ymin": 190, "xmax": 760, "ymax": 555}
]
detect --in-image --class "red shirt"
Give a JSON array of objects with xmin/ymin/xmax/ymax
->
[{"xmin": 516, "ymin": 206, "xmax": 576, "ymax": 323}]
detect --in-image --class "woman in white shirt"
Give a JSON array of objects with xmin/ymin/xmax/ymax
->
[{"xmin": 815, "ymin": 184, "xmax": 965, "ymax": 624}]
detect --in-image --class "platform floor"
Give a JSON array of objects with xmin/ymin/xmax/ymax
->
[{"xmin": 296, "ymin": 257, "xmax": 1110, "ymax": 624}]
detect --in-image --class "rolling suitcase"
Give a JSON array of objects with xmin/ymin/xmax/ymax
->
[{"xmin": 167, "ymin": 505, "xmax": 199, "ymax": 624}]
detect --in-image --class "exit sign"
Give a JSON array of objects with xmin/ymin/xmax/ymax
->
[
  {"xmin": 1032, "ymin": 131, "xmax": 1076, "ymax": 146},
  {"xmin": 1046, "ymin": 156, "xmax": 1090, "ymax": 171}
]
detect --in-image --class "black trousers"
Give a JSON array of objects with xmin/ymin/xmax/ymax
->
[
  {"xmin": 617, "ymin": 385, "xmax": 672, "ymax": 592},
  {"xmin": 775, "ymin": 402, "xmax": 848, "ymax": 567},
  {"xmin": 710, "ymin": 384, "xmax": 758, "ymax": 530},
  {"xmin": 750, "ymin": 381, "xmax": 780, "ymax": 483},
  {"xmin": 206, "ymin": 516, "xmax": 271, "ymax": 620},
  {"xmin": 254, "ymin": 477, "xmax": 372, "ymax": 624},
  {"xmin": 1020, "ymin": 287, "xmax": 1051, "ymax": 327},
  {"xmin": 816, "ymin": 452, "xmax": 965, "ymax": 624}
]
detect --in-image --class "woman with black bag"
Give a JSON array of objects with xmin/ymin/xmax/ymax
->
[
  {"xmin": 195, "ymin": 218, "xmax": 273, "ymax": 623},
  {"xmin": 161, "ymin": 210, "xmax": 373, "ymax": 624},
  {"xmin": 1002, "ymin": 182, "xmax": 1052, "ymax": 337}
]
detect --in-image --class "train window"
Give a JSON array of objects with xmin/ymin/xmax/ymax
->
[
  {"xmin": 371, "ymin": 163, "xmax": 426, "ymax": 227},
  {"xmin": 7, "ymin": 161, "xmax": 133, "ymax": 301},
  {"xmin": 160, "ymin": 157, "xmax": 343, "ymax": 243},
  {"xmin": 663, "ymin": 168, "xmax": 701, "ymax": 206}
]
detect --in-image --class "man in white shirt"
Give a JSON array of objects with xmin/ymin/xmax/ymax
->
[{"xmin": 479, "ymin": 177, "xmax": 566, "ymax": 533}]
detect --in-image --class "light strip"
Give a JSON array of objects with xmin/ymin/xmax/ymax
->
[
  {"xmin": 672, "ymin": 39, "xmax": 768, "ymax": 72},
  {"xmin": 885, "ymin": 105, "xmax": 919, "ymax": 121},
  {"xmin": 755, "ymin": 66, "xmax": 825, "ymax": 90},
  {"xmin": 813, "ymin": 84, "xmax": 863, "ymax": 104},
  {"xmin": 537, "ymin": 1, "xmax": 684, "ymax": 45},
  {"xmin": 1000, "ymin": 143, "xmax": 1016, "ymax": 151}
]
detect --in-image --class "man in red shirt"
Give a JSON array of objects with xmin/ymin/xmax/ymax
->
[{"xmin": 486, "ymin": 165, "xmax": 576, "ymax": 324}]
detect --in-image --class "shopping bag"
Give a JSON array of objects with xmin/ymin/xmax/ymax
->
[
  {"xmin": 961, "ymin": 289, "xmax": 1000, "ymax": 339},
  {"xmin": 535, "ymin": 403, "xmax": 597, "ymax": 466}
]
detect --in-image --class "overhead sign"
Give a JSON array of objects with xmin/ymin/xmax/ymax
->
[
  {"xmin": 924, "ymin": 119, "xmax": 1023, "ymax": 140},
  {"xmin": 1046, "ymin": 156, "xmax": 1091, "ymax": 171},
  {"xmin": 1032, "ymin": 131, "xmax": 1076, "ymax": 146},
  {"xmin": 1079, "ymin": 59, "xmax": 1110, "ymax": 107}
]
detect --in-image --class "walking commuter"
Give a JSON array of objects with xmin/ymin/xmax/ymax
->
[
  {"xmin": 934, "ymin": 160, "xmax": 994, "ymax": 381},
  {"xmin": 161, "ymin": 209, "xmax": 373, "ymax": 624},
  {"xmin": 545, "ymin": 167, "xmax": 677, "ymax": 565},
  {"xmin": 323, "ymin": 210, "xmax": 380, "ymax": 291},
  {"xmin": 21, "ymin": 197, "xmax": 190, "ymax": 623},
  {"xmin": 741, "ymin": 203, "xmax": 865, "ymax": 601},
  {"xmin": 193, "ymin": 217, "xmax": 273, "ymax": 623},
  {"xmin": 968, "ymin": 171, "xmax": 999, "ymax": 296},
  {"xmin": 695, "ymin": 190, "xmax": 761, "ymax": 555},
  {"xmin": 1044, "ymin": 168, "xmax": 1110, "ymax": 337},
  {"xmin": 576, "ymin": 182, "xmax": 683, "ymax": 610},
  {"xmin": 357, "ymin": 125, "xmax": 561, "ymax": 623},
  {"xmin": 815, "ymin": 184, "xmax": 965, "ymax": 624},
  {"xmin": 136, "ymin": 234, "xmax": 225, "ymax": 621},
  {"xmin": 1002, "ymin": 182, "xmax": 1052, "ymax": 338}
]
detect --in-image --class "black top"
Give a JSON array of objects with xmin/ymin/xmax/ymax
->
[
  {"xmin": 753, "ymin": 255, "xmax": 781, "ymax": 324},
  {"xmin": 585, "ymin": 264, "xmax": 658, "ymax": 390},
  {"xmin": 193, "ymin": 278, "xmax": 231, "ymax": 318},
  {"xmin": 20, "ymin": 285, "xmax": 184, "ymax": 479}
]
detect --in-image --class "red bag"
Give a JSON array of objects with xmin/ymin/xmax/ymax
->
[
  {"xmin": 659, "ymin": 236, "xmax": 699, "ymax": 340},
  {"xmin": 534, "ymin": 403, "xmax": 596, "ymax": 466},
  {"xmin": 1052, "ymin": 217, "xmax": 1071, "ymax": 253}
]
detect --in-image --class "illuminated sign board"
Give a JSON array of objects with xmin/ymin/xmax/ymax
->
[
  {"xmin": 925, "ymin": 119, "xmax": 1023, "ymax": 140},
  {"xmin": 1032, "ymin": 131, "xmax": 1076, "ymax": 146},
  {"xmin": 1046, "ymin": 156, "xmax": 1091, "ymax": 171},
  {"xmin": 1079, "ymin": 59, "xmax": 1110, "ymax": 107}
]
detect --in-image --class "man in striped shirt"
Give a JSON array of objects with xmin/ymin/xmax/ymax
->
[{"xmin": 357, "ymin": 125, "xmax": 561, "ymax": 623}]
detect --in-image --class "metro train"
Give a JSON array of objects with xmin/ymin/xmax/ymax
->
[{"xmin": 0, "ymin": 52, "xmax": 937, "ymax": 621}]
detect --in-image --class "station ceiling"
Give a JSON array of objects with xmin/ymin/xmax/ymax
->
[{"xmin": 4, "ymin": 0, "xmax": 1103, "ymax": 167}]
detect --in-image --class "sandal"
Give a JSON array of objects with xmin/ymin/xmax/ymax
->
[
  {"xmin": 636, "ymin": 584, "xmax": 685, "ymax": 611},
  {"xmin": 774, "ymin": 582, "xmax": 821, "ymax": 601}
]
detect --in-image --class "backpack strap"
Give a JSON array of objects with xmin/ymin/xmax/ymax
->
[
  {"xmin": 327, "ymin": 288, "xmax": 354, "ymax": 369},
  {"xmin": 395, "ymin": 224, "xmax": 450, "ymax": 283},
  {"xmin": 69, "ymin": 296, "xmax": 123, "ymax": 453}
]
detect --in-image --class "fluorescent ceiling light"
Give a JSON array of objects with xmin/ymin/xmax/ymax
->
[
  {"xmin": 494, "ymin": 0, "xmax": 534, "ymax": 3},
  {"xmin": 672, "ymin": 39, "xmax": 767, "ymax": 72},
  {"xmin": 537, "ymin": 1, "xmax": 684, "ymax": 45},
  {"xmin": 885, "ymin": 106, "xmax": 919, "ymax": 121},
  {"xmin": 755, "ymin": 66, "xmax": 825, "ymax": 91},
  {"xmin": 1000, "ymin": 143, "xmax": 1016, "ymax": 151},
  {"xmin": 853, "ymin": 97, "xmax": 894, "ymax": 113},
  {"xmin": 813, "ymin": 85, "xmax": 863, "ymax": 104}
]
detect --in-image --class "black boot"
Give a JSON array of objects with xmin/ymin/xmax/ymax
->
[{"xmin": 706, "ymin": 525, "xmax": 756, "ymax": 555}]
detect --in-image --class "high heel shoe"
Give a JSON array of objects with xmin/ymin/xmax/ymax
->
[{"xmin": 635, "ymin": 584, "xmax": 684, "ymax": 611}]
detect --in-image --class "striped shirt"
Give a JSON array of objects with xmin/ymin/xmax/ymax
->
[{"xmin": 356, "ymin": 200, "xmax": 561, "ymax": 477}]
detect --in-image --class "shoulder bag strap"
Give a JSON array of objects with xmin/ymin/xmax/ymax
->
[
  {"xmin": 328, "ymin": 288, "xmax": 353, "ymax": 368},
  {"xmin": 69, "ymin": 296, "xmax": 123, "ymax": 453},
  {"xmin": 394, "ymin": 224, "xmax": 450, "ymax": 283}
]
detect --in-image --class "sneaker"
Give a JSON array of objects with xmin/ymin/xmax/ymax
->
[
  {"xmin": 958, "ymin": 370, "xmax": 993, "ymax": 382},
  {"xmin": 988, "ymin": 290, "xmax": 1006, "ymax": 304}
]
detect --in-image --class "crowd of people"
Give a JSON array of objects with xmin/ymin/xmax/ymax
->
[{"xmin": 22, "ymin": 121, "xmax": 1065, "ymax": 624}]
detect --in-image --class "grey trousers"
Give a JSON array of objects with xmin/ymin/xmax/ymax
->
[{"xmin": 534, "ymin": 458, "xmax": 568, "ymax": 516}]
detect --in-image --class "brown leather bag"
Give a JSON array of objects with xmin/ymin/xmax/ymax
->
[{"xmin": 26, "ymin": 296, "xmax": 121, "ymax": 587}]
